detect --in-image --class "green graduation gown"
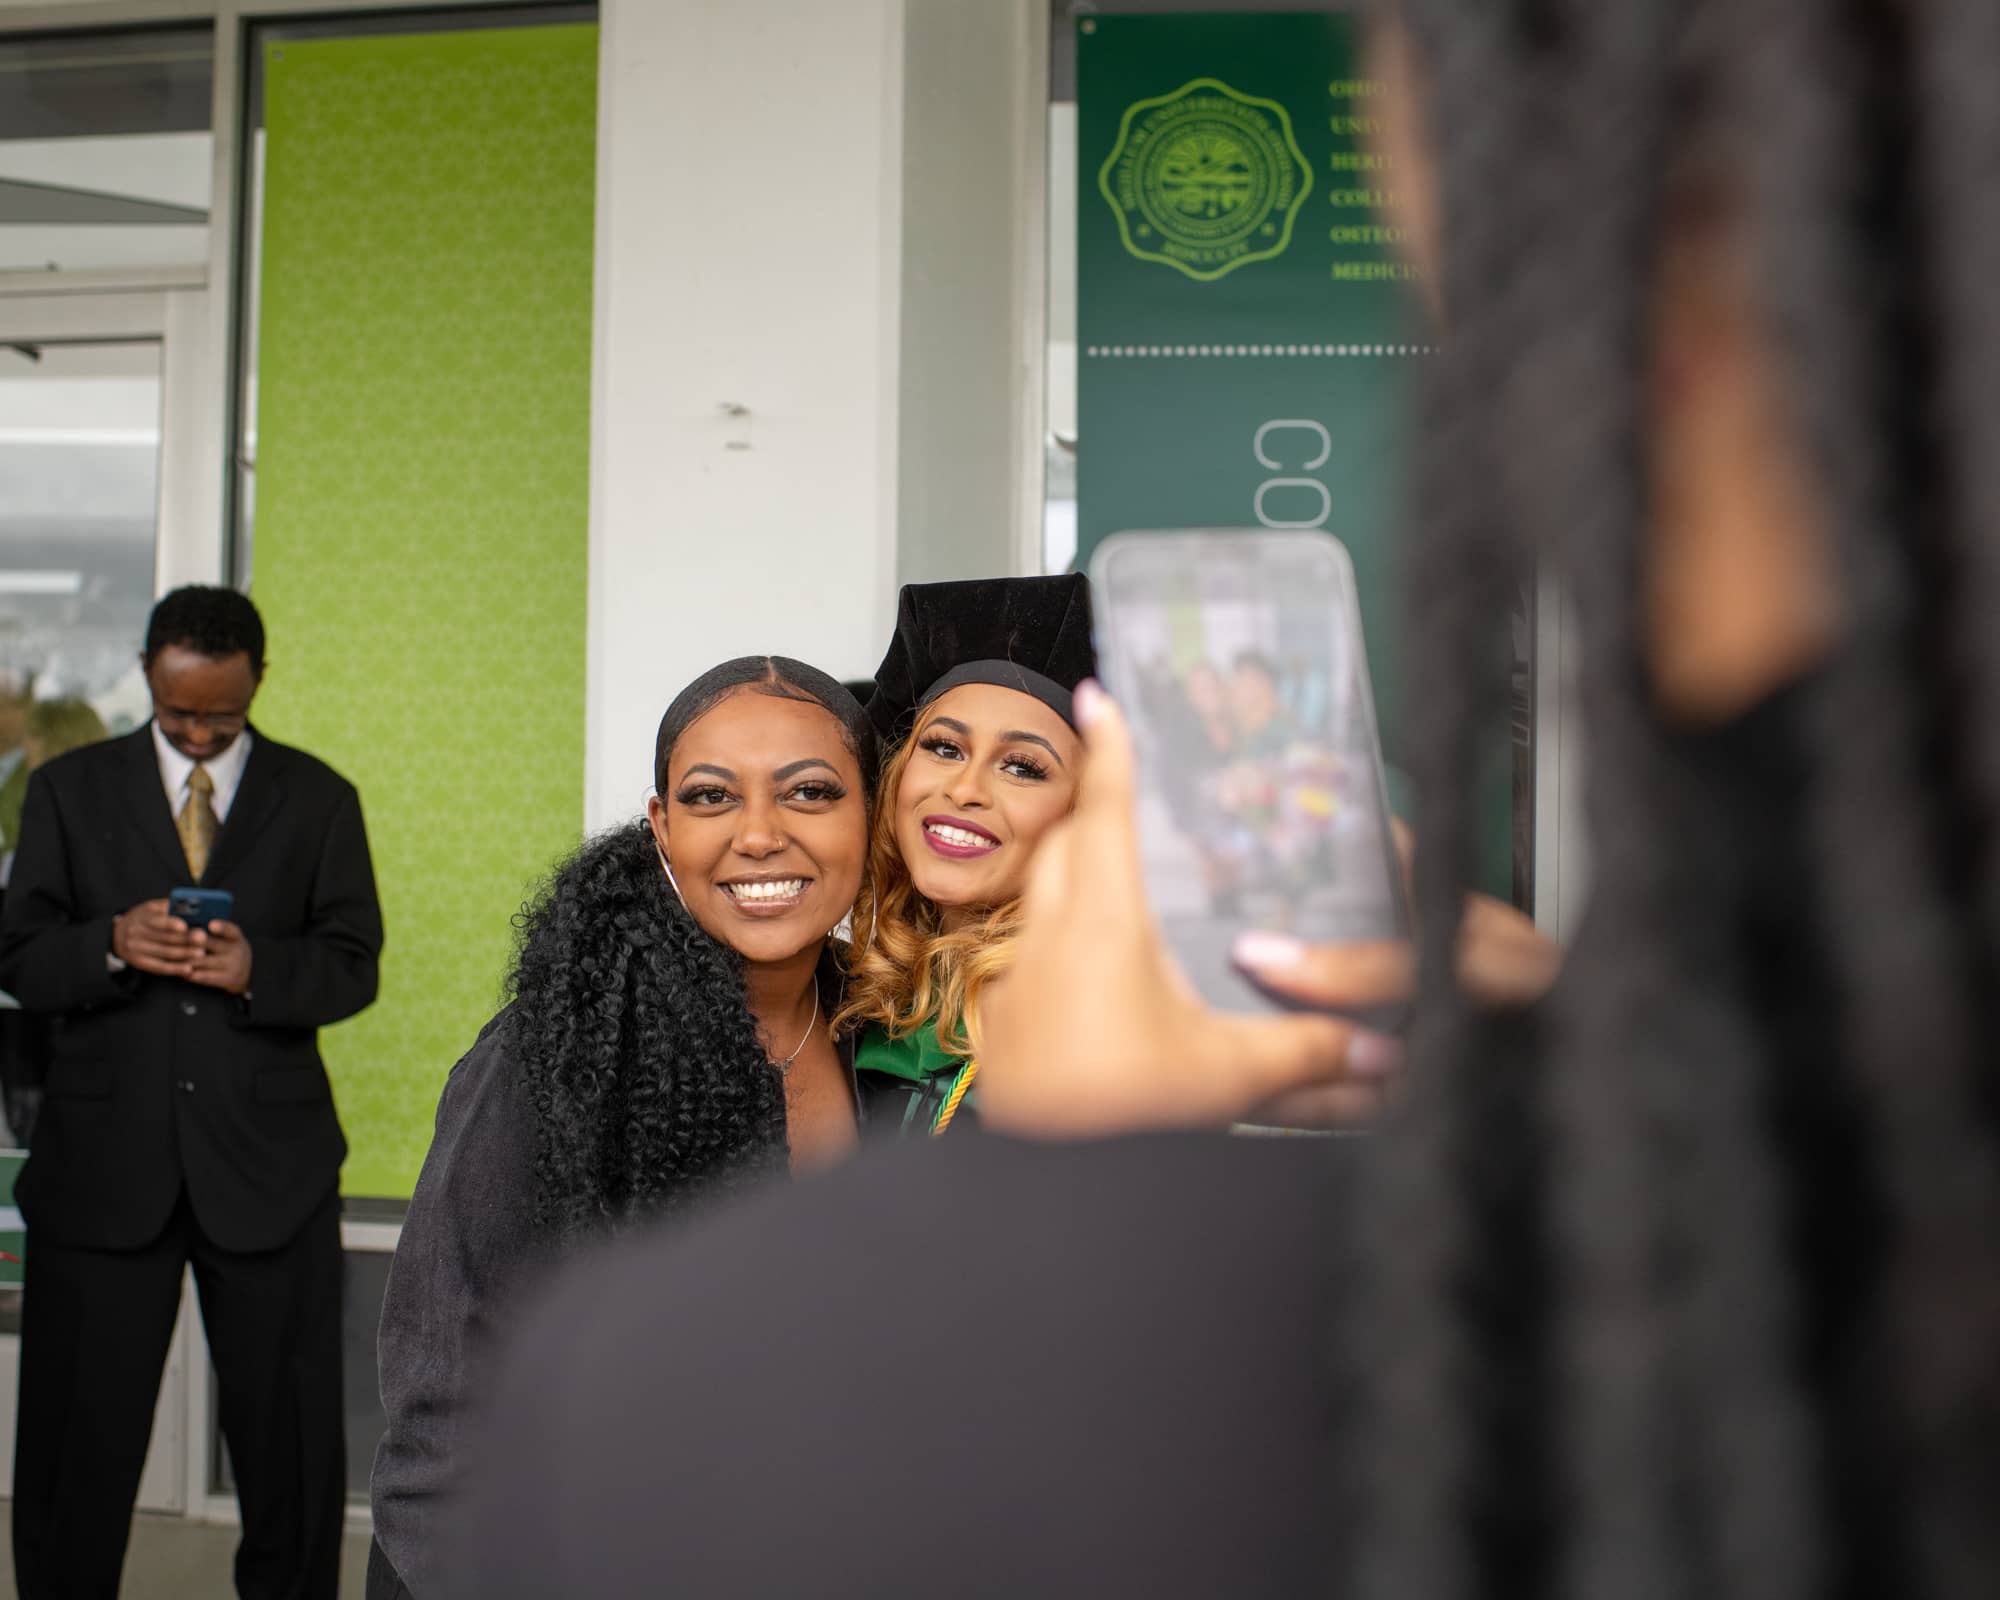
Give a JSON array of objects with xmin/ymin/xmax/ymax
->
[{"xmin": 853, "ymin": 1018, "xmax": 979, "ymax": 1138}]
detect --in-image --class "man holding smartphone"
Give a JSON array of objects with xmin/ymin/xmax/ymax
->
[{"xmin": 0, "ymin": 586, "xmax": 383, "ymax": 1600}]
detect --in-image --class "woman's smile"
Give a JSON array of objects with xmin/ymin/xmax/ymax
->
[
  {"xmin": 892, "ymin": 683, "xmax": 1082, "ymax": 919},
  {"xmin": 717, "ymin": 873, "xmax": 814, "ymax": 915},
  {"xmin": 651, "ymin": 688, "xmax": 869, "ymax": 963},
  {"xmin": 922, "ymin": 815, "xmax": 1000, "ymax": 859}
]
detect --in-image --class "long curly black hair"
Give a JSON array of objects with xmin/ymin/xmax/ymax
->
[
  {"xmin": 1330, "ymin": 3, "xmax": 2000, "ymax": 1598},
  {"xmin": 508, "ymin": 656, "xmax": 876, "ymax": 1243}
]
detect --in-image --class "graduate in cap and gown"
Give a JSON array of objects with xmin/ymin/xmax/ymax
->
[{"xmin": 834, "ymin": 575, "xmax": 1094, "ymax": 1136}]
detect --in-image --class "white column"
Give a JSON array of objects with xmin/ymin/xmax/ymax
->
[
  {"xmin": 587, "ymin": 0, "xmax": 1051, "ymax": 829},
  {"xmin": 586, "ymin": 0, "xmax": 909, "ymax": 829}
]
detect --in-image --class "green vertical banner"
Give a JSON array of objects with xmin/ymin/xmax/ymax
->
[
  {"xmin": 253, "ymin": 25, "xmax": 597, "ymax": 1198},
  {"xmin": 1078, "ymin": 13, "xmax": 1518, "ymax": 897},
  {"xmin": 1079, "ymin": 11, "xmax": 1418, "ymax": 724}
]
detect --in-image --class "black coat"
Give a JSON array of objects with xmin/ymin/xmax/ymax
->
[
  {"xmin": 0, "ymin": 725, "xmax": 383, "ymax": 1253},
  {"xmin": 370, "ymin": 948, "xmax": 858, "ymax": 1599}
]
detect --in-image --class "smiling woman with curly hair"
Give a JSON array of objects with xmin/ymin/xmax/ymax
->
[{"xmin": 366, "ymin": 656, "xmax": 876, "ymax": 1600}]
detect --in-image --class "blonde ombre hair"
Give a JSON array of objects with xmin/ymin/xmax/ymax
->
[{"xmin": 833, "ymin": 722, "xmax": 1032, "ymax": 1062}]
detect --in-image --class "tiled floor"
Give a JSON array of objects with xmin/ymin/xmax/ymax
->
[{"xmin": 0, "ymin": 1506, "xmax": 371, "ymax": 1599}]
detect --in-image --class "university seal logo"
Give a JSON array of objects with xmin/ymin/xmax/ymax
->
[{"xmin": 1097, "ymin": 77, "xmax": 1311, "ymax": 281}]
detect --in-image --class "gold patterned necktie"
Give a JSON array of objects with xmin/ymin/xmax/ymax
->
[{"xmin": 177, "ymin": 764, "xmax": 218, "ymax": 880}]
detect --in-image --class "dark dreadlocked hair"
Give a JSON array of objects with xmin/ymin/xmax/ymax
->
[
  {"xmin": 510, "ymin": 657, "xmax": 875, "ymax": 1243},
  {"xmin": 1332, "ymin": 3, "xmax": 2000, "ymax": 1599}
]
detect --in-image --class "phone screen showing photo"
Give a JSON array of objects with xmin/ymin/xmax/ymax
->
[{"xmin": 1092, "ymin": 530, "xmax": 1406, "ymax": 1014}]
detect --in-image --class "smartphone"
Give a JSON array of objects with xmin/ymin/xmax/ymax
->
[
  {"xmin": 168, "ymin": 887, "xmax": 234, "ymax": 931},
  {"xmin": 1090, "ymin": 529, "xmax": 1409, "ymax": 1019}
]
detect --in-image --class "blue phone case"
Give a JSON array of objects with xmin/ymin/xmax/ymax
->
[{"xmin": 168, "ymin": 887, "xmax": 234, "ymax": 930}]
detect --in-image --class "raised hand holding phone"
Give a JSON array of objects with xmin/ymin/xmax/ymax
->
[
  {"xmin": 1233, "ymin": 819, "xmax": 1561, "ymax": 1014},
  {"xmin": 980, "ymin": 530, "xmax": 1563, "ymax": 1138},
  {"xmin": 978, "ymin": 683, "xmax": 1562, "ymax": 1138}
]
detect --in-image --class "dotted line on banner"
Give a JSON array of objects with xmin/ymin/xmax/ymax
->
[{"xmin": 1084, "ymin": 342, "xmax": 1437, "ymax": 358}]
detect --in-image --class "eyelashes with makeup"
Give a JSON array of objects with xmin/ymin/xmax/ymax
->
[
  {"xmin": 673, "ymin": 780, "xmax": 849, "ymax": 808},
  {"xmin": 917, "ymin": 735, "xmax": 1049, "ymax": 783}
]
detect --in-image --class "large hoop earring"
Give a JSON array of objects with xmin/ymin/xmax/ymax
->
[
  {"xmin": 654, "ymin": 837, "xmax": 687, "ymax": 908},
  {"xmin": 835, "ymin": 884, "xmax": 881, "ymax": 956}
]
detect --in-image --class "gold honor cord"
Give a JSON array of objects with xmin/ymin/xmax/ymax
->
[{"xmin": 930, "ymin": 1060, "xmax": 979, "ymax": 1136}]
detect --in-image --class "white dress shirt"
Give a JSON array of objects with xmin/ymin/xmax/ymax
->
[{"xmin": 153, "ymin": 720, "xmax": 253, "ymax": 825}]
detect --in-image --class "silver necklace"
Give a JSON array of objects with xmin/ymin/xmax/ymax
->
[{"xmin": 770, "ymin": 985, "xmax": 821, "ymax": 1076}]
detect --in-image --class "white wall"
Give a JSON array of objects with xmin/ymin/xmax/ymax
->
[
  {"xmin": 585, "ymin": 0, "xmax": 909, "ymax": 829},
  {"xmin": 586, "ymin": 0, "xmax": 1045, "ymax": 831}
]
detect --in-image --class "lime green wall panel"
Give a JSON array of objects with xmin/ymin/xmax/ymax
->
[{"xmin": 252, "ymin": 25, "xmax": 597, "ymax": 1198}]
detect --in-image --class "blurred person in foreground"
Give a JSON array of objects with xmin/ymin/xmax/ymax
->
[{"xmin": 453, "ymin": 1, "xmax": 1999, "ymax": 1596}]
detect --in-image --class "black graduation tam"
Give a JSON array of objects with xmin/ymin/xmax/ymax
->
[{"xmin": 865, "ymin": 575, "xmax": 1095, "ymax": 745}]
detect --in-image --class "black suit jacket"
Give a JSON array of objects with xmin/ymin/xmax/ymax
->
[{"xmin": 0, "ymin": 726, "xmax": 383, "ymax": 1252}]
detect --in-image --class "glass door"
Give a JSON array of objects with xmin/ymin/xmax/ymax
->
[
  {"xmin": 0, "ymin": 297, "xmax": 189, "ymax": 1516},
  {"xmin": 0, "ymin": 334, "xmax": 165, "ymax": 1097}
]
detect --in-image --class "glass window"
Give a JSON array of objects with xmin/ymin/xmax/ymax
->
[
  {"xmin": 0, "ymin": 28, "xmax": 214, "ymax": 275},
  {"xmin": 0, "ymin": 333, "xmax": 160, "ymax": 1142},
  {"xmin": 217, "ymin": 4, "xmax": 594, "ymax": 1507},
  {"xmin": 0, "ymin": 336, "xmax": 162, "ymax": 848},
  {"xmin": 231, "ymin": 4, "xmax": 595, "ymax": 576}
]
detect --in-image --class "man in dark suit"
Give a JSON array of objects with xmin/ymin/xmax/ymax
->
[{"xmin": 0, "ymin": 586, "xmax": 383, "ymax": 1600}]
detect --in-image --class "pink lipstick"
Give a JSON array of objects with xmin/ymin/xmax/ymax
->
[{"xmin": 920, "ymin": 814, "xmax": 1000, "ymax": 860}]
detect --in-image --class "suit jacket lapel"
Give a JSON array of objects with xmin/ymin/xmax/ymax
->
[
  {"xmin": 203, "ymin": 732, "xmax": 285, "ymax": 886},
  {"xmin": 118, "ymin": 727, "xmax": 195, "ymax": 885}
]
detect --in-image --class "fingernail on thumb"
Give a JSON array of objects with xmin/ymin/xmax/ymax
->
[
  {"xmin": 1347, "ymin": 1031, "xmax": 1404, "ymax": 1078},
  {"xmin": 1232, "ymin": 931, "xmax": 1305, "ymax": 971},
  {"xmin": 1074, "ymin": 679, "xmax": 1107, "ymax": 727}
]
